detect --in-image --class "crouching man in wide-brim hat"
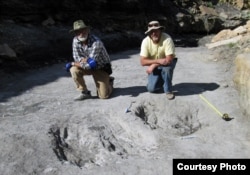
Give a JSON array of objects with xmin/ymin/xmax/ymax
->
[{"xmin": 66, "ymin": 20, "xmax": 114, "ymax": 100}]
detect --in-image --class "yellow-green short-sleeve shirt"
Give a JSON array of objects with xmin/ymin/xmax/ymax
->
[{"xmin": 140, "ymin": 33, "xmax": 175, "ymax": 59}]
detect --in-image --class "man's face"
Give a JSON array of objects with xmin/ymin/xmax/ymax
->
[
  {"xmin": 75, "ymin": 28, "xmax": 89, "ymax": 42},
  {"xmin": 149, "ymin": 29, "xmax": 161, "ymax": 43}
]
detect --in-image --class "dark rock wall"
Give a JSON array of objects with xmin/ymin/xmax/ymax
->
[
  {"xmin": 0, "ymin": 0, "xmax": 249, "ymax": 72},
  {"xmin": 1, "ymin": 0, "xmax": 227, "ymax": 33}
]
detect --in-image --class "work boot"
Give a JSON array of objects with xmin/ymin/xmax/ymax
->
[
  {"xmin": 166, "ymin": 92, "xmax": 175, "ymax": 100},
  {"xmin": 74, "ymin": 90, "xmax": 91, "ymax": 101}
]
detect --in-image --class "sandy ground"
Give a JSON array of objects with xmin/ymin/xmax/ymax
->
[{"xmin": 0, "ymin": 46, "xmax": 250, "ymax": 175}]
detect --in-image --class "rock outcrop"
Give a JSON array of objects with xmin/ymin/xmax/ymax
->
[
  {"xmin": 233, "ymin": 40, "xmax": 250, "ymax": 117},
  {"xmin": 206, "ymin": 20, "xmax": 250, "ymax": 48},
  {"xmin": 204, "ymin": 20, "xmax": 250, "ymax": 118}
]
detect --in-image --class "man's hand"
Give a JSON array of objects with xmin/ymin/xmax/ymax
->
[
  {"xmin": 157, "ymin": 57, "xmax": 172, "ymax": 66},
  {"xmin": 79, "ymin": 57, "xmax": 97, "ymax": 70},
  {"xmin": 80, "ymin": 57, "xmax": 87, "ymax": 63},
  {"xmin": 146, "ymin": 64, "xmax": 158, "ymax": 74}
]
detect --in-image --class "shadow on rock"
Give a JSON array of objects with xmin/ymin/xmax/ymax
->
[
  {"xmin": 111, "ymin": 86, "xmax": 147, "ymax": 97},
  {"xmin": 0, "ymin": 64, "xmax": 71, "ymax": 102},
  {"xmin": 173, "ymin": 82, "xmax": 220, "ymax": 96}
]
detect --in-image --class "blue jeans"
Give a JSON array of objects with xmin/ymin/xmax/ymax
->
[{"xmin": 147, "ymin": 58, "xmax": 177, "ymax": 93}]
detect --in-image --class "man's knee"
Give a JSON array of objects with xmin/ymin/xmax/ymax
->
[
  {"xmin": 161, "ymin": 66, "xmax": 172, "ymax": 73},
  {"xmin": 70, "ymin": 66, "xmax": 78, "ymax": 72},
  {"xmin": 147, "ymin": 85, "xmax": 156, "ymax": 93},
  {"xmin": 70, "ymin": 66, "xmax": 81, "ymax": 76},
  {"xmin": 97, "ymin": 86, "xmax": 113, "ymax": 99},
  {"xmin": 98, "ymin": 92, "xmax": 110, "ymax": 99}
]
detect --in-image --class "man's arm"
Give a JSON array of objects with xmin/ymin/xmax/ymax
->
[
  {"xmin": 140, "ymin": 54, "xmax": 175, "ymax": 66},
  {"xmin": 72, "ymin": 38, "xmax": 82, "ymax": 62},
  {"xmin": 140, "ymin": 56, "xmax": 159, "ymax": 66},
  {"xmin": 140, "ymin": 56, "xmax": 159, "ymax": 74}
]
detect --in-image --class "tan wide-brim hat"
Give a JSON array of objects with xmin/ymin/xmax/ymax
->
[
  {"xmin": 69, "ymin": 20, "xmax": 89, "ymax": 33},
  {"xmin": 145, "ymin": 21, "xmax": 165, "ymax": 35}
]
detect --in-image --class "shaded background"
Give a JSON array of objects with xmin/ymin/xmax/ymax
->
[{"xmin": 0, "ymin": 0, "xmax": 249, "ymax": 72}]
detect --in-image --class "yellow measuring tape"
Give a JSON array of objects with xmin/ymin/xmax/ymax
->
[{"xmin": 199, "ymin": 94, "xmax": 229, "ymax": 120}]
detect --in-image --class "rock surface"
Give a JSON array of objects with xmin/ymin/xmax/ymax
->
[{"xmin": 0, "ymin": 46, "xmax": 250, "ymax": 175}]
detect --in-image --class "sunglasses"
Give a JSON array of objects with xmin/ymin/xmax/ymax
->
[
  {"xmin": 148, "ymin": 23, "xmax": 160, "ymax": 27},
  {"xmin": 74, "ymin": 28, "xmax": 89, "ymax": 36}
]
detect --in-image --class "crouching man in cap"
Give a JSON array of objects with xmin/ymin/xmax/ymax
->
[
  {"xmin": 66, "ymin": 20, "xmax": 114, "ymax": 100},
  {"xmin": 140, "ymin": 20, "xmax": 177, "ymax": 100}
]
